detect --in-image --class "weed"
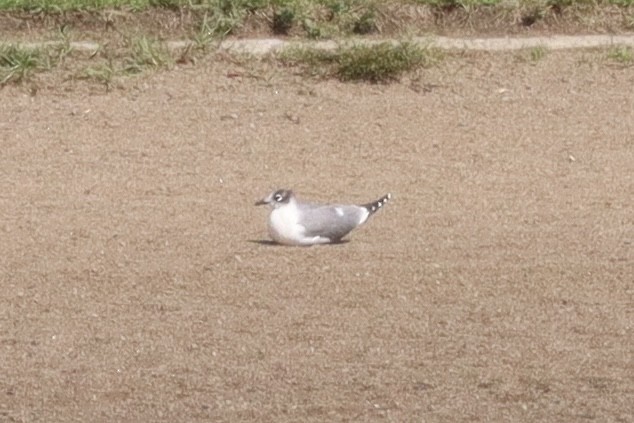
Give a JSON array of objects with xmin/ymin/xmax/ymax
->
[
  {"xmin": 352, "ymin": 9, "xmax": 377, "ymax": 34},
  {"xmin": 279, "ymin": 46, "xmax": 339, "ymax": 77},
  {"xmin": 0, "ymin": 0, "xmax": 150, "ymax": 12},
  {"xmin": 529, "ymin": 45, "xmax": 547, "ymax": 61},
  {"xmin": 623, "ymin": 11, "xmax": 634, "ymax": 30},
  {"xmin": 302, "ymin": 18, "xmax": 327, "ymax": 39},
  {"xmin": 51, "ymin": 24, "xmax": 75, "ymax": 64},
  {"xmin": 124, "ymin": 36, "xmax": 172, "ymax": 73},
  {"xmin": 149, "ymin": 0, "xmax": 182, "ymax": 10},
  {"xmin": 273, "ymin": 7, "xmax": 295, "ymax": 35},
  {"xmin": 520, "ymin": 4, "xmax": 547, "ymax": 26},
  {"xmin": 280, "ymin": 41, "xmax": 439, "ymax": 83},
  {"xmin": 81, "ymin": 62, "xmax": 117, "ymax": 90},
  {"xmin": 191, "ymin": 13, "xmax": 218, "ymax": 50},
  {"xmin": 325, "ymin": 1, "xmax": 380, "ymax": 36},
  {"xmin": 415, "ymin": 0, "xmax": 501, "ymax": 9},
  {"xmin": 546, "ymin": 0, "xmax": 594, "ymax": 10},
  {"xmin": 607, "ymin": 45, "xmax": 633, "ymax": 65},
  {"xmin": 0, "ymin": 44, "xmax": 48, "ymax": 84},
  {"xmin": 203, "ymin": 0, "xmax": 250, "ymax": 37},
  {"xmin": 337, "ymin": 42, "xmax": 431, "ymax": 82},
  {"xmin": 513, "ymin": 44, "xmax": 548, "ymax": 64}
]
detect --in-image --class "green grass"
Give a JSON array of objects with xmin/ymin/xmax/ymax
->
[
  {"xmin": 280, "ymin": 41, "xmax": 441, "ymax": 82},
  {"xmin": 414, "ymin": 0, "xmax": 501, "ymax": 6},
  {"xmin": 80, "ymin": 61, "xmax": 117, "ymax": 89},
  {"xmin": 123, "ymin": 36, "xmax": 173, "ymax": 73},
  {"xmin": 268, "ymin": 0, "xmax": 381, "ymax": 38},
  {"xmin": 1, "ymin": 0, "xmax": 632, "ymax": 12},
  {"xmin": 279, "ymin": 46, "xmax": 339, "ymax": 77},
  {"xmin": 74, "ymin": 36, "xmax": 173, "ymax": 89},
  {"xmin": 529, "ymin": 45, "xmax": 548, "ymax": 62},
  {"xmin": 513, "ymin": 44, "xmax": 549, "ymax": 64},
  {"xmin": 0, "ymin": 0, "xmax": 159, "ymax": 12},
  {"xmin": 1, "ymin": 0, "xmax": 633, "ymax": 87},
  {"xmin": 606, "ymin": 45, "xmax": 633, "ymax": 65},
  {"xmin": 0, "ymin": 0, "xmax": 631, "ymax": 52},
  {"xmin": 0, "ymin": 43, "xmax": 69, "ymax": 84},
  {"xmin": 0, "ymin": 44, "xmax": 43, "ymax": 84},
  {"xmin": 337, "ymin": 42, "xmax": 436, "ymax": 82},
  {"xmin": 1, "ymin": 0, "xmax": 632, "ymax": 40}
]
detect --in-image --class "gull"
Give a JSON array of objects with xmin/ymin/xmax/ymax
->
[{"xmin": 255, "ymin": 189, "xmax": 391, "ymax": 246}]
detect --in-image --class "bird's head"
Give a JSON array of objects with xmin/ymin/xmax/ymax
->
[{"xmin": 255, "ymin": 189, "xmax": 294, "ymax": 209}]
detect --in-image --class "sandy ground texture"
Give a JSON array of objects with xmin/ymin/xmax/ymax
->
[{"xmin": 1, "ymin": 48, "xmax": 633, "ymax": 422}]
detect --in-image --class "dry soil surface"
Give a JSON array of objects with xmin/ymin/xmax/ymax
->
[{"xmin": 1, "ymin": 47, "xmax": 633, "ymax": 422}]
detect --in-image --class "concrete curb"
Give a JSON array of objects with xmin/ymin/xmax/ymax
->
[
  {"xmin": 216, "ymin": 34, "xmax": 634, "ymax": 54},
  {"xmin": 18, "ymin": 33, "xmax": 634, "ymax": 54}
]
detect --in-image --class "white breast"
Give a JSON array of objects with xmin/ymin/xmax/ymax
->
[{"xmin": 268, "ymin": 203, "xmax": 305, "ymax": 245}]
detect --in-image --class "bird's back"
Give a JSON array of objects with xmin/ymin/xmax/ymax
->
[{"xmin": 297, "ymin": 203, "xmax": 367, "ymax": 241}]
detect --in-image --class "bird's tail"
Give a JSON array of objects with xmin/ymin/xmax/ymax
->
[{"xmin": 360, "ymin": 193, "xmax": 391, "ymax": 216}]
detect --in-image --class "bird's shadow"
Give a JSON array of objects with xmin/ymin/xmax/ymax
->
[
  {"xmin": 248, "ymin": 239, "xmax": 350, "ymax": 247},
  {"xmin": 248, "ymin": 239, "xmax": 280, "ymax": 247}
]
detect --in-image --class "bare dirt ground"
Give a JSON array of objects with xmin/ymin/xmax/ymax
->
[{"xmin": 1, "ymin": 32, "xmax": 633, "ymax": 423}]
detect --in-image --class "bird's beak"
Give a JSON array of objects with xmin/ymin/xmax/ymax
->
[{"xmin": 255, "ymin": 199, "xmax": 268, "ymax": 206}]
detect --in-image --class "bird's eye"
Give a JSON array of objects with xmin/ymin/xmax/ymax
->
[{"xmin": 274, "ymin": 194, "xmax": 283, "ymax": 202}]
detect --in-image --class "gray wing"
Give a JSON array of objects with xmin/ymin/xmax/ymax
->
[{"xmin": 297, "ymin": 204, "xmax": 365, "ymax": 241}]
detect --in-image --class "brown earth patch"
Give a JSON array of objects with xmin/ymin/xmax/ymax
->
[{"xmin": 1, "ymin": 28, "xmax": 633, "ymax": 423}]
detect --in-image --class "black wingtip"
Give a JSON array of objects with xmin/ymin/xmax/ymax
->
[{"xmin": 362, "ymin": 193, "xmax": 392, "ymax": 214}]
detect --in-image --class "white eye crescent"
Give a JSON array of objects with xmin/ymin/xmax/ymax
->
[{"xmin": 274, "ymin": 194, "xmax": 283, "ymax": 202}]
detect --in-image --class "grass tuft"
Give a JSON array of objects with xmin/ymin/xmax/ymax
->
[
  {"xmin": 529, "ymin": 45, "xmax": 548, "ymax": 62},
  {"xmin": 81, "ymin": 61, "xmax": 117, "ymax": 89},
  {"xmin": 124, "ymin": 36, "xmax": 172, "ymax": 73},
  {"xmin": 337, "ymin": 42, "xmax": 430, "ymax": 82},
  {"xmin": 606, "ymin": 45, "xmax": 633, "ymax": 65},
  {"xmin": 190, "ymin": 12, "xmax": 222, "ymax": 51},
  {"xmin": 280, "ymin": 41, "xmax": 440, "ymax": 83},
  {"xmin": 0, "ymin": 44, "xmax": 51, "ymax": 84},
  {"xmin": 268, "ymin": 0, "xmax": 381, "ymax": 39},
  {"xmin": 0, "ymin": 0, "xmax": 154, "ymax": 12},
  {"xmin": 272, "ymin": 7, "xmax": 295, "ymax": 35},
  {"xmin": 416, "ymin": 0, "xmax": 501, "ymax": 7},
  {"xmin": 202, "ymin": 0, "xmax": 252, "ymax": 37},
  {"xmin": 352, "ymin": 9, "xmax": 378, "ymax": 34},
  {"xmin": 280, "ymin": 46, "xmax": 339, "ymax": 77}
]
